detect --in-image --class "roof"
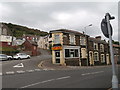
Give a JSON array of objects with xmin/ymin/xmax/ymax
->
[
  {"xmin": 113, "ymin": 44, "xmax": 120, "ymax": 48},
  {"xmin": 50, "ymin": 29, "xmax": 88, "ymax": 36},
  {"xmin": 27, "ymin": 40, "xmax": 38, "ymax": 46},
  {"xmin": 88, "ymin": 37, "xmax": 107, "ymax": 44}
]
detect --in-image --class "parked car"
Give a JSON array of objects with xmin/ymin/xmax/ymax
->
[
  {"xmin": 7, "ymin": 55, "xmax": 13, "ymax": 60},
  {"xmin": 13, "ymin": 53, "xmax": 31, "ymax": 60},
  {"xmin": 0, "ymin": 54, "xmax": 8, "ymax": 61}
]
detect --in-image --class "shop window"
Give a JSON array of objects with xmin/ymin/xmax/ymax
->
[{"xmin": 65, "ymin": 49, "xmax": 78, "ymax": 58}]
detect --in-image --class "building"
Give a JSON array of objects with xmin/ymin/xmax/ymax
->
[
  {"xmin": 0, "ymin": 23, "xmax": 13, "ymax": 47},
  {"xmin": 88, "ymin": 36, "xmax": 110, "ymax": 66},
  {"xmin": 113, "ymin": 44, "xmax": 120, "ymax": 64},
  {"xmin": 50, "ymin": 29, "xmax": 89, "ymax": 66},
  {"xmin": 37, "ymin": 35, "xmax": 49, "ymax": 49},
  {"xmin": 22, "ymin": 40, "xmax": 38, "ymax": 56}
]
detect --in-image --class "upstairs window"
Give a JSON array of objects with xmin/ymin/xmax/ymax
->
[
  {"xmin": 80, "ymin": 36, "xmax": 86, "ymax": 45},
  {"xmin": 100, "ymin": 44, "xmax": 104, "ymax": 52},
  {"xmin": 54, "ymin": 34, "xmax": 60, "ymax": 44},
  {"xmin": 94, "ymin": 43, "xmax": 98, "ymax": 50},
  {"xmin": 69, "ymin": 34, "xmax": 75, "ymax": 45}
]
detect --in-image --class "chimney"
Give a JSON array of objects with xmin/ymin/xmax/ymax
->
[{"xmin": 95, "ymin": 36, "xmax": 101, "ymax": 40}]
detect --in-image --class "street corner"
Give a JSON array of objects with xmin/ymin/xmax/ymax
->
[{"xmin": 38, "ymin": 60, "xmax": 55, "ymax": 70}]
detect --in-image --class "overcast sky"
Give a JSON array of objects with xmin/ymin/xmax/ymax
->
[{"xmin": 0, "ymin": 1, "xmax": 119, "ymax": 41}]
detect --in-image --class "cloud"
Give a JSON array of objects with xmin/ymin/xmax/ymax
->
[{"xmin": 0, "ymin": 2, "xmax": 118, "ymax": 41}]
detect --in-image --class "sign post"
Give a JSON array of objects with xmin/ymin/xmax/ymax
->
[{"xmin": 101, "ymin": 13, "xmax": 118, "ymax": 89}]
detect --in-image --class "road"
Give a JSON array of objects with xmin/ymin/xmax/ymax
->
[
  {"xmin": 1, "ymin": 49, "xmax": 52, "ymax": 75},
  {"xmin": 1, "ymin": 49, "xmax": 120, "ymax": 89},
  {"xmin": 2, "ymin": 65, "xmax": 115, "ymax": 89}
]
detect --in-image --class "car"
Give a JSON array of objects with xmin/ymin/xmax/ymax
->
[
  {"xmin": 0, "ymin": 54, "xmax": 13, "ymax": 61},
  {"xmin": 13, "ymin": 53, "xmax": 31, "ymax": 60},
  {"xmin": 0, "ymin": 54, "xmax": 8, "ymax": 61},
  {"xmin": 7, "ymin": 55, "xmax": 13, "ymax": 60}
]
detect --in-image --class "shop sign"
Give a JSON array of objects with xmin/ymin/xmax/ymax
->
[{"xmin": 52, "ymin": 46, "xmax": 62, "ymax": 50}]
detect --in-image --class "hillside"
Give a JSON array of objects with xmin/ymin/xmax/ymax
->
[{"xmin": 4, "ymin": 23, "xmax": 48, "ymax": 37}]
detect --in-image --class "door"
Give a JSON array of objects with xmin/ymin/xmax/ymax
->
[
  {"xmin": 106, "ymin": 54, "xmax": 110, "ymax": 65},
  {"xmin": 89, "ymin": 52, "xmax": 94, "ymax": 65},
  {"xmin": 55, "ymin": 50, "xmax": 60, "ymax": 63}
]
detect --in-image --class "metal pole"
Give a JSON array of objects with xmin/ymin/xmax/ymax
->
[
  {"xmin": 106, "ymin": 13, "xmax": 118, "ymax": 89},
  {"xmin": 84, "ymin": 27, "xmax": 88, "ymax": 66}
]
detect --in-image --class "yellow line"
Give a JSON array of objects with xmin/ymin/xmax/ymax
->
[{"xmin": 38, "ymin": 61, "xmax": 44, "ymax": 68}]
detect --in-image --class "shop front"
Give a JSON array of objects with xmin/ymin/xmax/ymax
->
[{"xmin": 52, "ymin": 45, "xmax": 80, "ymax": 66}]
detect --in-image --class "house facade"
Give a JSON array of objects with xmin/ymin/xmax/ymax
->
[
  {"xmin": 50, "ymin": 29, "xmax": 89, "ymax": 66},
  {"xmin": 37, "ymin": 35, "xmax": 49, "ymax": 49},
  {"xmin": 22, "ymin": 40, "xmax": 38, "ymax": 56},
  {"xmin": 113, "ymin": 44, "xmax": 120, "ymax": 64},
  {"xmin": 0, "ymin": 23, "xmax": 13, "ymax": 47},
  {"xmin": 88, "ymin": 36, "xmax": 110, "ymax": 66}
]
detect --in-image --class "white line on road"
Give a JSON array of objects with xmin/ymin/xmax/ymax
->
[
  {"xmin": 81, "ymin": 71, "xmax": 104, "ymax": 76},
  {"xmin": 6, "ymin": 71, "xmax": 15, "ymax": 75},
  {"xmin": 16, "ymin": 70, "xmax": 25, "ymax": 73},
  {"xmin": 26, "ymin": 70, "xmax": 34, "ymax": 72},
  {"xmin": 56, "ymin": 76, "xmax": 71, "ymax": 80},
  {"xmin": 20, "ymin": 76, "xmax": 71, "ymax": 88},
  {"xmin": 34, "ymin": 69, "xmax": 41, "ymax": 71}
]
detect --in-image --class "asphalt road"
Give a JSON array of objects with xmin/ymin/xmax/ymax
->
[
  {"xmin": 2, "ymin": 65, "xmax": 117, "ymax": 89},
  {"xmin": 1, "ymin": 49, "xmax": 52, "ymax": 75}
]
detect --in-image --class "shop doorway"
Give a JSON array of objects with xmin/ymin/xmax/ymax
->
[{"xmin": 55, "ymin": 50, "xmax": 60, "ymax": 63}]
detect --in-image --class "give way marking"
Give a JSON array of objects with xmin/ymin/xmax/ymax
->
[{"xmin": 13, "ymin": 63, "xmax": 24, "ymax": 68}]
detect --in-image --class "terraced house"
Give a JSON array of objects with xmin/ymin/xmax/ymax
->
[
  {"xmin": 50, "ymin": 29, "xmax": 89, "ymax": 66},
  {"xmin": 50, "ymin": 29, "xmax": 113, "ymax": 66},
  {"xmin": 88, "ymin": 36, "xmax": 110, "ymax": 66}
]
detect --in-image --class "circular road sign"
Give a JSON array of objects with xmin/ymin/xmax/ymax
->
[{"xmin": 101, "ymin": 19, "xmax": 113, "ymax": 38}]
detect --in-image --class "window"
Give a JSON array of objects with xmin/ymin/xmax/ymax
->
[
  {"xmin": 69, "ymin": 34, "xmax": 75, "ymax": 45},
  {"xmin": 100, "ymin": 44, "xmax": 104, "ymax": 52},
  {"xmin": 94, "ymin": 43, "xmax": 98, "ymax": 50},
  {"xmin": 101, "ymin": 54, "xmax": 105, "ymax": 62},
  {"xmin": 65, "ymin": 49, "xmax": 79, "ymax": 58},
  {"xmin": 54, "ymin": 34, "xmax": 60, "ymax": 44},
  {"xmin": 94, "ymin": 52, "xmax": 99, "ymax": 61},
  {"xmin": 80, "ymin": 36, "xmax": 86, "ymax": 45}
]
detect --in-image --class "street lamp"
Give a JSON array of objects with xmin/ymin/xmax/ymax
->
[{"xmin": 84, "ymin": 24, "xmax": 92, "ymax": 66}]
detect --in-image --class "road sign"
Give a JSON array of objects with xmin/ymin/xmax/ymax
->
[{"xmin": 101, "ymin": 19, "xmax": 113, "ymax": 38}]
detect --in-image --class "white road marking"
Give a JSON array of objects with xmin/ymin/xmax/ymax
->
[
  {"xmin": 56, "ymin": 76, "xmax": 71, "ymax": 80},
  {"xmin": 6, "ymin": 71, "xmax": 15, "ymax": 74},
  {"xmin": 26, "ymin": 70, "xmax": 34, "ymax": 72},
  {"xmin": 81, "ymin": 71, "xmax": 104, "ymax": 76},
  {"xmin": 16, "ymin": 70, "xmax": 25, "ymax": 73},
  {"xmin": 34, "ymin": 69, "xmax": 41, "ymax": 71},
  {"xmin": 81, "ymin": 73, "xmax": 91, "ymax": 76},
  {"xmin": 43, "ymin": 69, "xmax": 48, "ymax": 71},
  {"xmin": 20, "ymin": 76, "xmax": 71, "ymax": 88},
  {"xmin": 13, "ymin": 63, "xmax": 24, "ymax": 68}
]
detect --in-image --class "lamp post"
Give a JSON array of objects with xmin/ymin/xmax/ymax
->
[{"xmin": 84, "ymin": 24, "xmax": 92, "ymax": 66}]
